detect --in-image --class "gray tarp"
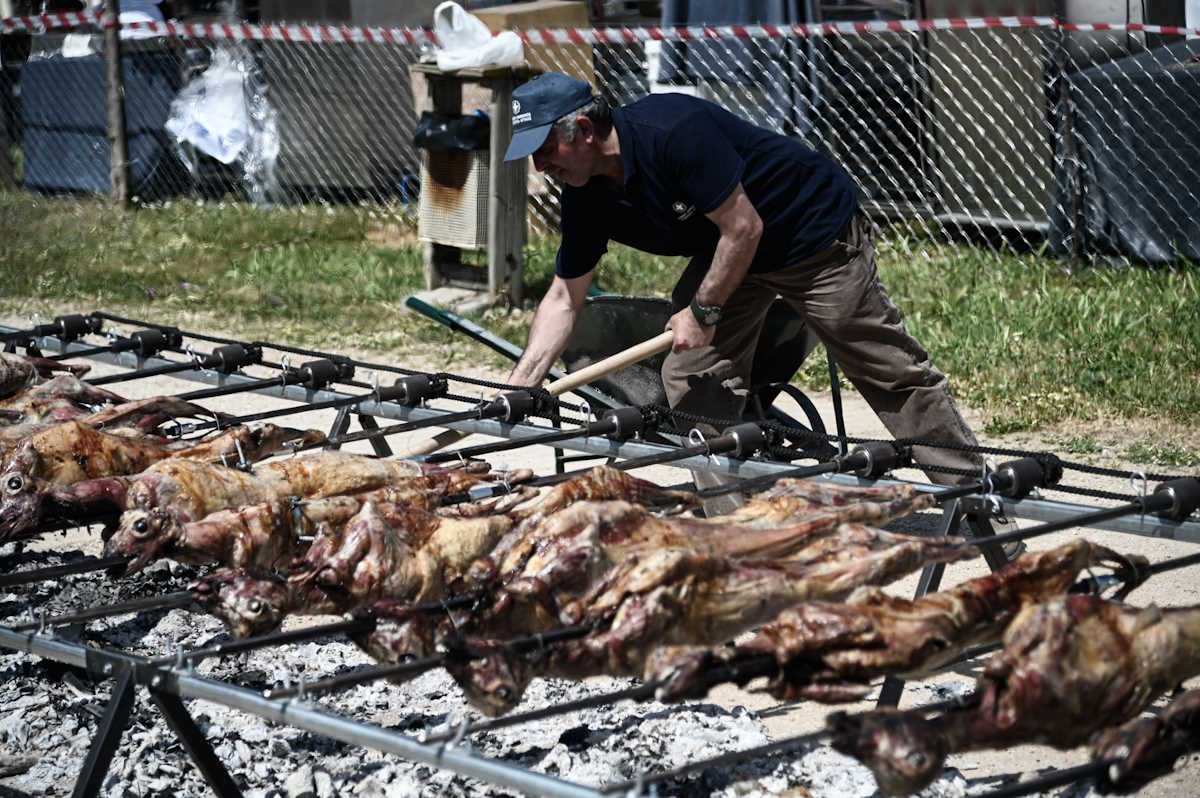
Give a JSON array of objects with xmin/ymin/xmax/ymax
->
[{"xmin": 1049, "ymin": 39, "xmax": 1200, "ymax": 263}]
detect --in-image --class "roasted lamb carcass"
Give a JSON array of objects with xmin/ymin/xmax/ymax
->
[
  {"xmin": 648, "ymin": 539, "xmax": 1142, "ymax": 703},
  {"xmin": 503, "ymin": 466, "xmax": 698, "ymax": 523},
  {"xmin": 0, "ymin": 373, "xmax": 120, "ymax": 415},
  {"xmin": 465, "ymin": 491, "xmax": 936, "ymax": 599},
  {"xmin": 363, "ymin": 520, "xmax": 971, "ymax": 716},
  {"xmin": 303, "ymin": 502, "xmax": 511, "ymax": 606},
  {"xmin": 1091, "ymin": 689, "xmax": 1200, "ymax": 794},
  {"xmin": 0, "ymin": 423, "xmax": 323, "ymax": 540},
  {"xmin": 829, "ymin": 594, "xmax": 1200, "ymax": 796},
  {"xmin": 112, "ymin": 481, "xmax": 469, "ymax": 575},
  {"xmin": 190, "ymin": 497, "xmax": 513, "ymax": 638},
  {"xmin": 0, "ymin": 396, "xmax": 223, "ymax": 460},
  {"xmin": 0, "ymin": 353, "xmax": 91, "ymax": 399},
  {"xmin": 100, "ymin": 453, "xmax": 495, "ymax": 569}
]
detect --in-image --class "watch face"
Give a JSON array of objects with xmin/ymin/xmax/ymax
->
[{"xmin": 691, "ymin": 299, "xmax": 721, "ymax": 326}]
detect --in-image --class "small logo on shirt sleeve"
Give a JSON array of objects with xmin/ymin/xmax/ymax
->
[{"xmin": 672, "ymin": 201, "xmax": 696, "ymax": 221}]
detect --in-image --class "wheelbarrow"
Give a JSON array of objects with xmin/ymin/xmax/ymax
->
[{"xmin": 405, "ymin": 294, "xmax": 847, "ymax": 464}]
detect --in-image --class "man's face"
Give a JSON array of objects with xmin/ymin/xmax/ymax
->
[{"xmin": 531, "ymin": 126, "xmax": 590, "ymax": 187}]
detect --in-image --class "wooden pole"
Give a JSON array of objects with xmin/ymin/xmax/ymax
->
[
  {"xmin": 102, "ymin": 0, "xmax": 130, "ymax": 206},
  {"xmin": 399, "ymin": 330, "xmax": 676, "ymax": 457}
]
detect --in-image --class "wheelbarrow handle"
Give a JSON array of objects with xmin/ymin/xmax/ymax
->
[{"xmin": 399, "ymin": 330, "xmax": 676, "ymax": 458}]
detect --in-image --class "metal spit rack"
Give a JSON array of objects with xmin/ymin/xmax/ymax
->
[{"xmin": 1, "ymin": 311, "xmax": 1198, "ymax": 798}]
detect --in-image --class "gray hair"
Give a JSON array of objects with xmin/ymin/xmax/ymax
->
[{"xmin": 551, "ymin": 96, "xmax": 612, "ymax": 143}]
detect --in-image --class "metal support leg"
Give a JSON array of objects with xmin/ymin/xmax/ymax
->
[
  {"xmin": 551, "ymin": 403, "xmax": 566, "ymax": 475},
  {"xmin": 150, "ymin": 689, "xmax": 242, "ymax": 797},
  {"xmin": 72, "ymin": 665, "xmax": 136, "ymax": 798},
  {"xmin": 827, "ymin": 351, "xmax": 847, "ymax": 457},
  {"xmin": 325, "ymin": 406, "xmax": 353, "ymax": 451},
  {"xmin": 876, "ymin": 498, "xmax": 964, "ymax": 708},
  {"xmin": 356, "ymin": 414, "xmax": 393, "ymax": 458},
  {"xmin": 963, "ymin": 498, "xmax": 1009, "ymax": 573}
]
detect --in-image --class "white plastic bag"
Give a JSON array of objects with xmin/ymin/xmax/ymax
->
[
  {"xmin": 165, "ymin": 49, "xmax": 249, "ymax": 164},
  {"xmin": 433, "ymin": 1, "xmax": 523, "ymax": 71}
]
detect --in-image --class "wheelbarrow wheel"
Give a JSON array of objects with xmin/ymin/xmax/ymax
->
[{"xmin": 769, "ymin": 383, "xmax": 826, "ymax": 436}]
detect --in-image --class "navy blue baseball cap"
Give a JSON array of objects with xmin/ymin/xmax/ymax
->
[{"xmin": 504, "ymin": 72, "xmax": 594, "ymax": 161}]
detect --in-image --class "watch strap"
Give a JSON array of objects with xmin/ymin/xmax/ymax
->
[{"xmin": 690, "ymin": 297, "xmax": 723, "ymax": 327}]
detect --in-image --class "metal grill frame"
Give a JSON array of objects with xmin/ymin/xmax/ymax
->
[{"xmin": 1, "ymin": 316, "xmax": 1198, "ymax": 798}]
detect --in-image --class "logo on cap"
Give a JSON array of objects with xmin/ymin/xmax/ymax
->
[{"xmin": 512, "ymin": 100, "xmax": 521, "ymax": 114}]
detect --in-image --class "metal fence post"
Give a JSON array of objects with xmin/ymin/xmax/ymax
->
[{"xmin": 102, "ymin": 0, "xmax": 130, "ymax": 206}]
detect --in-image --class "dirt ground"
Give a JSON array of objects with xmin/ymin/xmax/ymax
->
[{"xmin": 9, "ymin": 313, "xmax": 1200, "ymax": 796}]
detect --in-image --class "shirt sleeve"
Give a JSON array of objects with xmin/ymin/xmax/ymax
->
[
  {"xmin": 666, "ymin": 110, "xmax": 745, "ymax": 214},
  {"xmin": 555, "ymin": 185, "xmax": 609, "ymax": 279}
]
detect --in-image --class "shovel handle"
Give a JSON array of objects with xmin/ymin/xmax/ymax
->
[
  {"xmin": 398, "ymin": 330, "xmax": 676, "ymax": 458},
  {"xmin": 546, "ymin": 330, "xmax": 675, "ymax": 397}
]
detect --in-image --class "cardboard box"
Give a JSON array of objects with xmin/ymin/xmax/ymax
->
[{"xmin": 473, "ymin": 0, "xmax": 596, "ymax": 86}]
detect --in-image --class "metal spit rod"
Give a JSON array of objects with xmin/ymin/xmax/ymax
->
[
  {"xmin": 265, "ymin": 623, "xmax": 596, "ymax": 701},
  {"xmin": 12, "ymin": 591, "xmax": 194, "ymax": 632},
  {"xmin": 0, "ymin": 555, "xmax": 131, "ymax": 588}
]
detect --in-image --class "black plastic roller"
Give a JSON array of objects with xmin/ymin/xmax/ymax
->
[
  {"xmin": 992, "ymin": 456, "xmax": 1062, "ymax": 499},
  {"xmin": 298, "ymin": 359, "xmax": 351, "ymax": 389},
  {"xmin": 495, "ymin": 390, "xmax": 536, "ymax": 423},
  {"xmin": 209, "ymin": 344, "xmax": 261, "ymax": 373},
  {"xmin": 54, "ymin": 314, "xmax": 99, "ymax": 341},
  {"xmin": 1152, "ymin": 477, "xmax": 1200, "ymax": 522},
  {"xmin": 130, "ymin": 329, "xmax": 171, "ymax": 357},
  {"xmin": 602, "ymin": 406, "xmax": 645, "ymax": 439},
  {"xmin": 725, "ymin": 422, "xmax": 766, "ymax": 458},
  {"xmin": 378, "ymin": 374, "xmax": 448, "ymax": 406},
  {"xmin": 845, "ymin": 442, "xmax": 911, "ymax": 479}
]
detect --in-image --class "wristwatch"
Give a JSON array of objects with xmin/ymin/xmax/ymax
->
[{"xmin": 690, "ymin": 297, "xmax": 723, "ymax": 327}]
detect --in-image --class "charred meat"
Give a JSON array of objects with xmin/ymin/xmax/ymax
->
[
  {"xmin": 102, "ymin": 453, "xmax": 492, "ymax": 574},
  {"xmin": 0, "ymin": 354, "xmax": 91, "ymax": 400},
  {"xmin": 0, "ymin": 423, "xmax": 322, "ymax": 540},
  {"xmin": 830, "ymin": 595, "xmax": 1200, "ymax": 795},
  {"xmin": 364, "ymin": 520, "xmax": 970, "ymax": 716},
  {"xmin": 649, "ymin": 539, "xmax": 1141, "ymax": 702},
  {"xmin": 1092, "ymin": 689, "xmax": 1200, "ymax": 794}
]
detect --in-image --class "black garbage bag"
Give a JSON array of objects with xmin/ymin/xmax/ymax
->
[{"xmin": 412, "ymin": 111, "xmax": 490, "ymax": 152}]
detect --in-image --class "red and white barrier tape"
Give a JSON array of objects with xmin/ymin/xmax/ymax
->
[
  {"xmin": 2, "ymin": 11, "xmax": 1198, "ymax": 44},
  {"xmin": 0, "ymin": 8, "xmax": 102, "ymax": 33}
]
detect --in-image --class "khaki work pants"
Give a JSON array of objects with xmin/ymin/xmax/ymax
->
[{"xmin": 663, "ymin": 210, "xmax": 983, "ymax": 488}]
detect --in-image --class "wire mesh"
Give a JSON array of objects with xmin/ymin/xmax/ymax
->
[{"xmin": 1, "ymin": 15, "xmax": 1198, "ymax": 264}]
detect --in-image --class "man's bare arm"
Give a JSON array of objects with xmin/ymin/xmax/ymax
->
[
  {"xmin": 507, "ymin": 270, "xmax": 594, "ymax": 387},
  {"xmin": 668, "ymin": 183, "xmax": 763, "ymax": 351}
]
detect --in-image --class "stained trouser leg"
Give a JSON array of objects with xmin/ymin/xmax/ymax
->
[
  {"xmin": 768, "ymin": 213, "xmax": 983, "ymax": 485},
  {"xmin": 663, "ymin": 256, "xmax": 778, "ymax": 514}
]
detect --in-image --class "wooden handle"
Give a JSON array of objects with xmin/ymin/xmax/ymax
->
[
  {"xmin": 547, "ymin": 330, "xmax": 674, "ymax": 397},
  {"xmin": 399, "ymin": 427, "xmax": 470, "ymax": 458},
  {"xmin": 401, "ymin": 329, "xmax": 675, "ymax": 458}
]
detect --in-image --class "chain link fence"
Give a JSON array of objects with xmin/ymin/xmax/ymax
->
[{"xmin": 2, "ymin": 13, "xmax": 1198, "ymax": 264}]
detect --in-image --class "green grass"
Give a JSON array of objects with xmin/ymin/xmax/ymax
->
[
  {"xmin": 2, "ymin": 191, "xmax": 1198, "ymax": 434},
  {"xmin": 1125, "ymin": 442, "xmax": 1200, "ymax": 468}
]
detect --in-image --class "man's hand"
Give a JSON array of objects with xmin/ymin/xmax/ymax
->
[{"xmin": 667, "ymin": 306, "xmax": 716, "ymax": 352}]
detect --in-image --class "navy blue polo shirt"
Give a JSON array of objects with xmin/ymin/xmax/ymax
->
[{"xmin": 556, "ymin": 93, "xmax": 857, "ymax": 279}]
